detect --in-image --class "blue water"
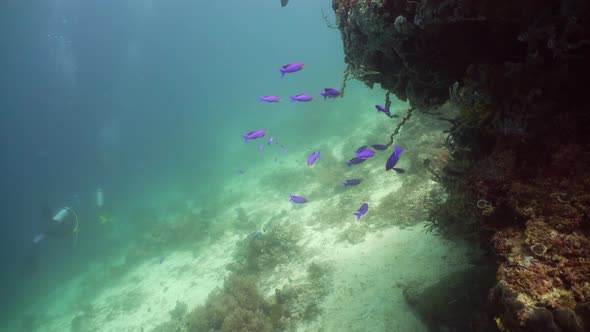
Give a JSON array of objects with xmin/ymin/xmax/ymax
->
[
  {"xmin": 0, "ymin": 0, "xmax": 346, "ymax": 316},
  {"xmin": 0, "ymin": 1, "xmax": 471, "ymax": 331}
]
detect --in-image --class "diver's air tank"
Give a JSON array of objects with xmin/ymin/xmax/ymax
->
[
  {"xmin": 52, "ymin": 207, "xmax": 71, "ymax": 224},
  {"xmin": 96, "ymin": 187, "xmax": 104, "ymax": 207}
]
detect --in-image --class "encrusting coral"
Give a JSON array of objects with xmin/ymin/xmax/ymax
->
[{"xmin": 331, "ymin": 0, "xmax": 590, "ymax": 330}]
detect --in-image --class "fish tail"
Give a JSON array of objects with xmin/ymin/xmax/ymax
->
[
  {"xmin": 243, "ymin": 136, "xmax": 249, "ymax": 143},
  {"xmin": 342, "ymin": 182, "xmax": 348, "ymax": 187},
  {"xmin": 353, "ymin": 212, "xmax": 361, "ymax": 221},
  {"xmin": 290, "ymin": 96, "xmax": 295, "ymax": 103},
  {"xmin": 280, "ymin": 70, "xmax": 285, "ymax": 78}
]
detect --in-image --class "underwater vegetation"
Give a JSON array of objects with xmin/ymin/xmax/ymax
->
[
  {"xmin": 152, "ymin": 261, "xmax": 333, "ymax": 332},
  {"xmin": 124, "ymin": 207, "xmax": 222, "ymax": 265},
  {"xmin": 229, "ymin": 221, "xmax": 302, "ymax": 275},
  {"xmin": 186, "ymin": 275, "xmax": 273, "ymax": 332},
  {"xmin": 332, "ymin": 0, "xmax": 590, "ymax": 330}
]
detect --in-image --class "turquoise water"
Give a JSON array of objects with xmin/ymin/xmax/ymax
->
[{"xmin": 0, "ymin": 1, "xmax": 477, "ymax": 331}]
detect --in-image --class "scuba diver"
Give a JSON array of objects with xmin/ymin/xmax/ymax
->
[
  {"xmin": 20, "ymin": 204, "xmax": 80, "ymax": 276},
  {"xmin": 43, "ymin": 205, "xmax": 80, "ymax": 242}
]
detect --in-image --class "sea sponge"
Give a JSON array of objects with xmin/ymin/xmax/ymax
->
[
  {"xmin": 186, "ymin": 275, "xmax": 273, "ymax": 331},
  {"xmin": 221, "ymin": 308, "xmax": 272, "ymax": 332},
  {"xmin": 530, "ymin": 243, "xmax": 547, "ymax": 257},
  {"xmin": 230, "ymin": 222, "xmax": 301, "ymax": 274}
]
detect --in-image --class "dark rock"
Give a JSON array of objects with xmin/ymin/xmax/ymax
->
[
  {"xmin": 554, "ymin": 308, "xmax": 584, "ymax": 332},
  {"xmin": 403, "ymin": 266, "xmax": 496, "ymax": 331}
]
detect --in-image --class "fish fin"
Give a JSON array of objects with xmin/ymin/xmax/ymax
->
[
  {"xmin": 243, "ymin": 136, "xmax": 249, "ymax": 143},
  {"xmin": 353, "ymin": 212, "xmax": 361, "ymax": 221},
  {"xmin": 290, "ymin": 96, "xmax": 295, "ymax": 102},
  {"xmin": 280, "ymin": 70, "xmax": 285, "ymax": 78}
]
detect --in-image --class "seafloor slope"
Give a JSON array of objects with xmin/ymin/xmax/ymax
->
[{"xmin": 331, "ymin": 0, "xmax": 590, "ymax": 330}]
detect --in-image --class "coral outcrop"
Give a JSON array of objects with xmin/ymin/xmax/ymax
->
[{"xmin": 332, "ymin": 0, "xmax": 590, "ymax": 330}]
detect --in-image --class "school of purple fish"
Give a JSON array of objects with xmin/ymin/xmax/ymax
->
[{"xmin": 241, "ymin": 62, "xmax": 405, "ymax": 222}]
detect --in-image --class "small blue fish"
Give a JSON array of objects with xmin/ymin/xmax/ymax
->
[
  {"xmin": 346, "ymin": 157, "xmax": 366, "ymax": 166},
  {"xmin": 289, "ymin": 194, "xmax": 308, "ymax": 204},
  {"xmin": 236, "ymin": 169, "xmax": 245, "ymax": 174},
  {"xmin": 159, "ymin": 257, "xmax": 165, "ymax": 264},
  {"xmin": 353, "ymin": 203, "xmax": 369, "ymax": 221},
  {"xmin": 307, "ymin": 151, "xmax": 320, "ymax": 166},
  {"xmin": 243, "ymin": 130, "xmax": 267, "ymax": 143},
  {"xmin": 372, "ymin": 144, "xmax": 388, "ymax": 151},
  {"xmin": 260, "ymin": 96, "xmax": 281, "ymax": 103},
  {"xmin": 320, "ymin": 88, "xmax": 342, "ymax": 100},
  {"xmin": 258, "ymin": 145, "xmax": 264, "ymax": 152},
  {"xmin": 356, "ymin": 148, "xmax": 375, "ymax": 160},
  {"xmin": 274, "ymin": 156, "xmax": 278, "ymax": 162},
  {"xmin": 342, "ymin": 179, "xmax": 361, "ymax": 187},
  {"xmin": 268, "ymin": 137, "xmax": 274, "ymax": 146},
  {"xmin": 290, "ymin": 94, "xmax": 314, "ymax": 102},
  {"xmin": 386, "ymin": 145, "xmax": 405, "ymax": 172},
  {"xmin": 375, "ymin": 105, "xmax": 391, "ymax": 116},
  {"xmin": 280, "ymin": 63, "xmax": 304, "ymax": 78}
]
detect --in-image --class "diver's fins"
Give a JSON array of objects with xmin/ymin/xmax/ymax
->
[{"xmin": 281, "ymin": 0, "xmax": 289, "ymax": 7}]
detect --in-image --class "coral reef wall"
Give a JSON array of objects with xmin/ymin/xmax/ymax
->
[{"xmin": 333, "ymin": 0, "xmax": 590, "ymax": 331}]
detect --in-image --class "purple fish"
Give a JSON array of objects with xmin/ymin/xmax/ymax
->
[
  {"xmin": 243, "ymin": 130, "xmax": 267, "ymax": 143},
  {"xmin": 353, "ymin": 203, "xmax": 369, "ymax": 221},
  {"xmin": 375, "ymin": 105, "xmax": 391, "ymax": 116},
  {"xmin": 372, "ymin": 144, "xmax": 388, "ymax": 151},
  {"xmin": 280, "ymin": 63, "xmax": 304, "ymax": 78},
  {"xmin": 260, "ymin": 96, "xmax": 281, "ymax": 103},
  {"xmin": 307, "ymin": 151, "xmax": 321, "ymax": 166},
  {"xmin": 268, "ymin": 137, "xmax": 274, "ymax": 146},
  {"xmin": 346, "ymin": 157, "xmax": 366, "ymax": 166},
  {"xmin": 258, "ymin": 145, "xmax": 264, "ymax": 152},
  {"xmin": 320, "ymin": 88, "xmax": 342, "ymax": 100},
  {"xmin": 386, "ymin": 145, "xmax": 405, "ymax": 171},
  {"xmin": 290, "ymin": 94, "xmax": 314, "ymax": 102},
  {"xmin": 289, "ymin": 194, "xmax": 308, "ymax": 204},
  {"xmin": 342, "ymin": 179, "xmax": 361, "ymax": 187},
  {"xmin": 356, "ymin": 148, "xmax": 375, "ymax": 160}
]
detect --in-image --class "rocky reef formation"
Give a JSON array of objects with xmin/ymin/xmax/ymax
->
[{"xmin": 333, "ymin": 0, "xmax": 590, "ymax": 330}]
